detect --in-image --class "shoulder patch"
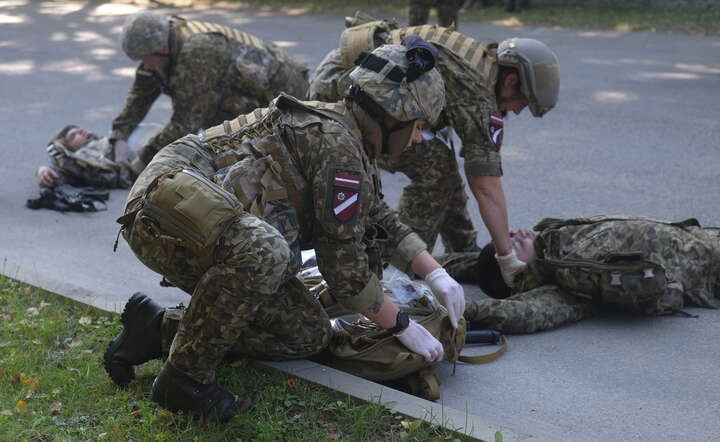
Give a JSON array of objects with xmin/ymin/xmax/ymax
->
[
  {"xmin": 489, "ymin": 111, "xmax": 504, "ymax": 150},
  {"xmin": 332, "ymin": 171, "xmax": 361, "ymax": 223}
]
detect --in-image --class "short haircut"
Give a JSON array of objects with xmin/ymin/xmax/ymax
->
[
  {"xmin": 48, "ymin": 124, "xmax": 78, "ymax": 149},
  {"xmin": 477, "ymin": 242, "xmax": 512, "ymax": 299}
]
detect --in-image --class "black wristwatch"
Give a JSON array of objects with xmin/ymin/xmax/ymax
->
[{"xmin": 388, "ymin": 310, "xmax": 410, "ymax": 335}]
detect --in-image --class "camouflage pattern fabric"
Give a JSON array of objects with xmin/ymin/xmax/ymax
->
[
  {"xmin": 408, "ymin": 0, "xmax": 463, "ymax": 28},
  {"xmin": 435, "ymin": 217, "xmax": 720, "ymax": 333},
  {"xmin": 121, "ymin": 96, "xmax": 425, "ymax": 384},
  {"xmin": 47, "ymin": 137, "xmax": 135, "ymax": 189},
  {"xmin": 307, "ymin": 30, "xmax": 501, "ymax": 251},
  {"xmin": 111, "ymin": 16, "xmax": 309, "ymax": 166}
]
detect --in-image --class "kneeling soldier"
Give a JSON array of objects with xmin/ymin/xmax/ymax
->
[{"xmin": 105, "ymin": 38, "xmax": 465, "ymax": 422}]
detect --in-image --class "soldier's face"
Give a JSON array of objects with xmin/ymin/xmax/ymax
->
[
  {"xmin": 511, "ymin": 229, "xmax": 537, "ymax": 263},
  {"xmin": 64, "ymin": 127, "xmax": 90, "ymax": 150},
  {"xmin": 497, "ymin": 72, "xmax": 528, "ymax": 116},
  {"xmin": 141, "ymin": 54, "xmax": 169, "ymax": 74}
]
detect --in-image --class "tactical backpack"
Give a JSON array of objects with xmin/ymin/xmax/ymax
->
[
  {"xmin": 302, "ymin": 270, "xmax": 507, "ymax": 400},
  {"xmin": 532, "ymin": 216, "xmax": 703, "ymax": 316}
]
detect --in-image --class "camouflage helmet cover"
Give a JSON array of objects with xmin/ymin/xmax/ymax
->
[
  {"xmin": 121, "ymin": 11, "xmax": 170, "ymax": 60},
  {"xmin": 348, "ymin": 44, "xmax": 445, "ymax": 125},
  {"xmin": 497, "ymin": 38, "xmax": 560, "ymax": 117}
]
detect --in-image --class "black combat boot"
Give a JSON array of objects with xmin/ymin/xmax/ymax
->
[
  {"xmin": 103, "ymin": 292, "xmax": 164, "ymax": 386},
  {"xmin": 151, "ymin": 362, "xmax": 251, "ymax": 423}
]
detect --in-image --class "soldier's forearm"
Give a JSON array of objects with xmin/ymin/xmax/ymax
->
[{"xmin": 468, "ymin": 175, "xmax": 512, "ymax": 255}]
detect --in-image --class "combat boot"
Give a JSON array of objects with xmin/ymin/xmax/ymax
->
[
  {"xmin": 151, "ymin": 362, "xmax": 251, "ymax": 423},
  {"xmin": 103, "ymin": 292, "xmax": 164, "ymax": 386}
]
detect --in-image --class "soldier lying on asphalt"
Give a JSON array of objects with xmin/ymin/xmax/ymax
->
[
  {"xmin": 36, "ymin": 125, "xmax": 138, "ymax": 189},
  {"xmin": 437, "ymin": 216, "xmax": 720, "ymax": 333},
  {"xmin": 105, "ymin": 39, "xmax": 466, "ymax": 422}
]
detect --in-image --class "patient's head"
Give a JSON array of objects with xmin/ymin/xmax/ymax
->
[
  {"xmin": 50, "ymin": 125, "xmax": 98, "ymax": 151},
  {"xmin": 477, "ymin": 229, "xmax": 538, "ymax": 299}
]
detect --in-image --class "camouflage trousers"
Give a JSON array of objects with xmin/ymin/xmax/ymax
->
[
  {"xmin": 437, "ymin": 252, "xmax": 593, "ymax": 333},
  {"xmin": 384, "ymin": 137, "xmax": 478, "ymax": 253},
  {"xmin": 408, "ymin": 0, "xmax": 463, "ymax": 27},
  {"xmin": 131, "ymin": 210, "xmax": 332, "ymax": 384}
]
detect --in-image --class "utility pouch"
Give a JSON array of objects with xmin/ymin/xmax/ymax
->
[
  {"xmin": 538, "ymin": 252, "xmax": 667, "ymax": 307},
  {"xmin": 125, "ymin": 169, "xmax": 242, "ymax": 275}
]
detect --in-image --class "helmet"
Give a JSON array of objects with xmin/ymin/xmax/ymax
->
[
  {"xmin": 121, "ymin": 11, "xmax": 170, "ymax": 60},
  {"xmin": 347, "ymin": 42, "xmax": 445, "ymax": 125},
  {"xmin": 497, "ymin": 38, "xmax": 560, "ymax": 117}
]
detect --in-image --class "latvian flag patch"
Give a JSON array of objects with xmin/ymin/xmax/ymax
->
[
  {"xmin": 489, "ymin": 111, "xmax": 504, "ymax": 150},
  {"xmin": 332, "ymin": 171, "xmax": 361, "ymax": 223}
]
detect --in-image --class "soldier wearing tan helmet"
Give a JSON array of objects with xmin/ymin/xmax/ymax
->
[
  {"xmin": 104, "ymin": 39, "xmax": 466, "ymax": 422},
  {"xmin": 112, "ymin": 11, "xmax": 309, "ymax": 176},
  {"xmin": 308, "ymin": 19, "xmax": 560, "ymax": 290}
]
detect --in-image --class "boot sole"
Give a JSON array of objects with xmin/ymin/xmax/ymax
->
[{"xmin": 103, "ymin": 293, "xmax": 150, "ymax": 386}]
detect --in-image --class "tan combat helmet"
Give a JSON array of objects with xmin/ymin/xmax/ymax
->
[
  {"xmin": 121, "ymin": 11, "xmax": 170, "ymax": 60},
  {"xmin": 347, "ymin": 42, "xmax": 445, "ymax": 125},
  {"xmin": 497, "ymin": 38, "xmax": 560, "ymax": 117}
]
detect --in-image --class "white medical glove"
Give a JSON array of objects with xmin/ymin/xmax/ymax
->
[
  {"xmin": 425, "ymin": 268, "xmax": 465, "ymax": 328},
  {"xmin": 395, "ymin": 320, "xmax": 444, "ymax": 362},
  {"xmin": 495, "ymin": 250, "xmax": 527, "ymax": 287}
]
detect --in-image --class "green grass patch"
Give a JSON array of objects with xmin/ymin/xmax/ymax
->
[
  {"xmin": 181, "ymin": 0, "xmax": 720, "ymax": 35},
  {"xmin": 0, "ymin": 275, "xmax": 474, "ymax": 441}
]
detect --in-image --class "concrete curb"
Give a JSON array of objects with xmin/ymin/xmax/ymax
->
[{"xmin": 0, "ymin": 257, "xmax": 538, "ymax": 442}]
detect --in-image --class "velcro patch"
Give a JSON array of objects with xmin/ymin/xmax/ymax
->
[
  {"xmin": 489, "ymin": 111, "xmax": 504, "ymax": 150},
  {"xmin": 332, "ymin": 172, "xmax": 361, "ymax": 223}
]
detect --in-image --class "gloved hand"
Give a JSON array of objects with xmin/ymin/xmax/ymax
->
[
  {"xmin": 395, "ymin": 320, "xmax": 444, "ymax": 362},
  {"xmin": 495, "ymin": 250, "xmax": 526, "ymax": 287},
  {"xmin": 425, "ymin": 268, "xmax": 465, "ymax": 328}
]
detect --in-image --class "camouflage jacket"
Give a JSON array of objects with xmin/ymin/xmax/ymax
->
[
  {"xmin": 308, "ymin": 25, "xmax": 503, "ymax": 177},
  {"xmin": 47, "ymin": 137, "xmax": 134, "ymax": 188},
  {"xmin": 111, "ymin": 16, "xmax": 309, "ymax": 167},
  {"xmin": 514, "ymin": 216, "xmax": 720, "ymax": 312},
  {"xmin": 125, "ymin": 94, "xmax": 426, "ymax": 313}
]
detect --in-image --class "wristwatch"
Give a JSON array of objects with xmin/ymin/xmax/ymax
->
[{"xmin": 388, "ymin": 310, "xmax": 410, "ymax": 335}]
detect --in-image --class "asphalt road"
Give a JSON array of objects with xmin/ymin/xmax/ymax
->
[{"xmin": 1, "ymin": 2, "xmax": 719, "ymax": 441}]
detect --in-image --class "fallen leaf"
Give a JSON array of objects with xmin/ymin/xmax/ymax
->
[
  {"xmin": 39, "ymin": 301, "xmax": 51, "ymax": 309},
  {"xmin": 78, "ymin": 316, "xmax": 92, "ymax": 326},
  {"xmin": 24, "ymin": 390, "xmax": 33, "ymax": 400},
  {"xmin": 158, "ymin": 410, "xmax": 173, "ymax": 419},
  {"xmin": 129, "ymin": 410, "xmax": 142, "ymax": 418},
  {"xmin": 26, "ymin": 307, "xmax": 39, "ymax": 316},
  {"xmin": 21, "ymin": 376, "xmax": 33, "ymax": 385},
  {"xmin": 49, "ymin": 401, "xmax": 62, "ymax": 415},
  {"xmin": 11, "ymin": 372, "xmax": 21, "ymax": 386},
  {"xmin": 32, "ymin": 339, "xmax": 41, "ymax": 345},
  {"xmin": 52, "ymin": 388, "xmax": 62, "ymax": 395},
  {"xmin": 67, "ymin": 339, "xmax": 83, "ymax": 348},
  {"xmin": 15, "ymin": 400, "xmax": 26, "ymax": 410},
  {"xmin": 83, "ymin": 350, "xmax": 94, "ymax": 355},
  {"xmin": 67, "ymin": 367, "xmax": 80, "ymax": 375},
  {"xmin": 0, "ymin": 410, "xmax": 12, "ymax": 416},
  {"xmin": 98, "ymin": 433, "xmax": 108, "ymax": 439},
  {"xmin": 30, "ymin": 381, "xmax": 39, "ymax": 390}
]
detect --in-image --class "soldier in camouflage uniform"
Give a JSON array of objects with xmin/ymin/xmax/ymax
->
[
  {"xmin": 104, "ymin": 40, "xmax": 467, "ymax": 422},
  {"xmin": 408, "ymin": 0, "xmax": 464, "ymax": 28},
  {"xmin": 112, "ymin": 11, "xmax": 309, "ymax": 176},
  {"xmin": 36, "ymin": 125, "xmax": 136, "ymax": 189},
  {"xmin": 308, "ymin": 20, "xmax": 560, "ymax": 272},
  {"xmin": 437, "ymin": 216, "xmax": 720, "ymax": 333}
]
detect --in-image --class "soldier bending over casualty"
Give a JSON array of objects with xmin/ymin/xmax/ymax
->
[
  {"xmin": 112, "ymin": 11, "xmax": 309, "ymax": 176},
  {"xmin": 438, "ymin": 216, "xmax": 720, "ymax": 333},
  {"xmin": 308, "ymin": 17, "xmax": 560, "ymax": 280},
  {"xmin": 105, "ymin": 39, "xmax": 465, "ymax": 422}
]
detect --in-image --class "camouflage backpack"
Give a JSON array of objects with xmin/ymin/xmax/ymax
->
[{"xmin": 532, "ymin": 216, "xmax": 703, "ymax": 315}]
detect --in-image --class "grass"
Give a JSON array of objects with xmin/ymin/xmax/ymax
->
[
  {"xmin": 0, "ymin": 275, "xmax": 475, "ymax": 441},
  {"xmin": 162, "ymin": 0, "xmax": 720, "ymax": 36}
]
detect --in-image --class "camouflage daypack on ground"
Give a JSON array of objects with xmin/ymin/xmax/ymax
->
[{"xmin": 532, "ymin": 216, "xmax": 703, "ymax": 315}]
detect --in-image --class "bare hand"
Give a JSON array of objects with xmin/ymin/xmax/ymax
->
[{"xmin": 37, "ymin": 166, "xmax": 59, "ymax": 188}]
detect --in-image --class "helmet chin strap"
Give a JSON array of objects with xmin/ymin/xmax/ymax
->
[{"xmin": 347, "ymin": 85, "xmax": 411, "ymax": 155}]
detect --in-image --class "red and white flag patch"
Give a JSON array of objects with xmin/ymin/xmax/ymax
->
[
  {"xmin": 489, "ymin": 111, "xmax": 504, "ymax": 150},
  {"xmin": 332, "ymin": 172, "xmax": 361, "ymax": 223}
]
